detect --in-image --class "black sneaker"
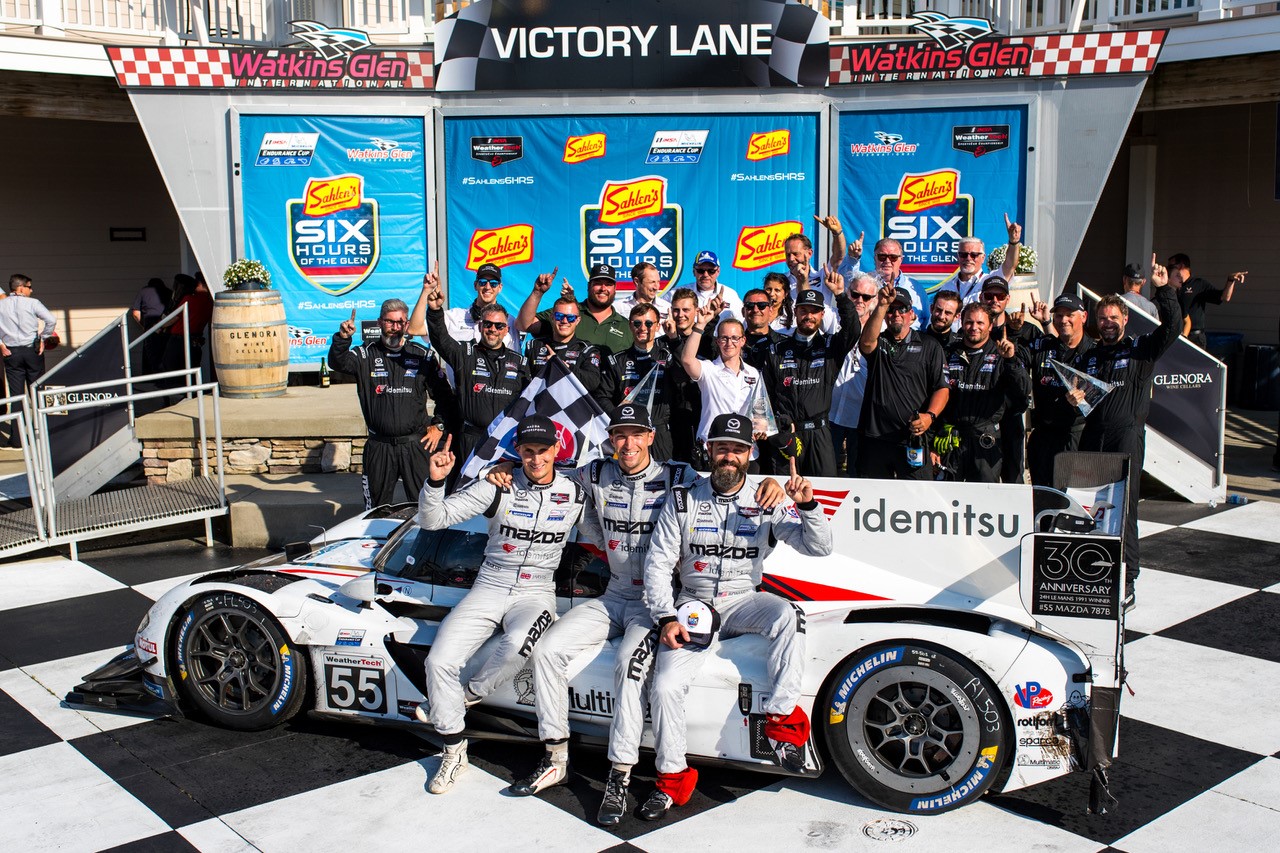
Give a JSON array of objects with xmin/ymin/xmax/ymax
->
[
  {"xmin": 771, "ymin": 739, "xmax": 807, "ymax": 773},
  {"xmin": 597, "ymin": 768, "xmax": 630, "ymax": 826},
  {"xmin": 509, "ymin": 753, "xmax": 568, "ymax": 796},
  {"xmin": 1123, "ymin": 577, "xmax": 1136, "ymax": 612},
  {"xmin": 638, "ymin": 789, "xmax": 673, "ymax": 821}
]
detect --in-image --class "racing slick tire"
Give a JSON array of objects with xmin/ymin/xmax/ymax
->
[
  {"xmin": 819, "ymin": 642, "xmax": 1010, "ymax": 814},
  {"xmin": 173, "ymin": 592, "xmax": 307, "ymax": 731}
]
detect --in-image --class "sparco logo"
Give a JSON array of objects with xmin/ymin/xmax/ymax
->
[
  {"xmin": 497, "ymin": 526, "xmax": 567, "ymax": 543},
  {"xmin": 689, "ymin": 544, "xmax": 759, "ymax": 559}
]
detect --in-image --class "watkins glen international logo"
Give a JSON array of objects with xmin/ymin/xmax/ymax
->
[
  {"xmin": 843, "ymin": 13, "xmax": 1031, "ymax": 84},
  {"xmin": 289, "ymin": 174, "xmax": 380, "ymax": 295},
  {"xmin": 746, "ymin": 130, "xmax": 790, "ymax": 162},
  {"xmin": 228, "ymin": 21, "xmax": 413, "ymax": 88},
  {"xmin": 564, "ymin": 133, "xmax": 607, "ymax": 164},
  {"xmin": 732, "ymin": 220, "xmax": 802, "ymax": 272},
  {"xmin": 581, "ymin": 176, "xmax": 682, "ymax": 290},
  {"xmin": 467, "ymin": 224, "xmax": 534, "ymax": 271}
]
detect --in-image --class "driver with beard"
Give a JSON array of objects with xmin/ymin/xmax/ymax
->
[
  {"xmin": 639, "ymin": 413, "xmax": 833, "ymax": 821},
  {"xmin": 328, "ymin": 298, "xmax": 443, "ymax": 508}
]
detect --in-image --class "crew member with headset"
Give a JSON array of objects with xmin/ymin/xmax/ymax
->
[{"xmin": 328, "ymin": 298, "xmax": 442, "ymax": 508}]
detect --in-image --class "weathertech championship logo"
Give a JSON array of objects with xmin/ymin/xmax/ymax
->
[
  {"xmin": 228, "ymin": 21, "xmax": 412, "ymax": 88},
  {"xmin": 844, "ymin": 13, "xmax": 1031, "ymax": 83}
]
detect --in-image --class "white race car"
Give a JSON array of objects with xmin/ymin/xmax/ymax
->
[{"xmin": 71, "ymin": 469, "xmax": 1129, "ymax": 816}]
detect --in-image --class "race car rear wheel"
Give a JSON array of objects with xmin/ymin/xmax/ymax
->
[
  {"xmin": 173, "ymin": 592, "xmax": 307, "ymax": 731},
  {"xmin": 820, "ymin": 642, "xmax": 1009, "ymax": 814}
]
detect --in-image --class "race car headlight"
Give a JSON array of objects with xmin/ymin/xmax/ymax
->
[{"xmin": 136, "ymin": 612, "xmax": 151, "ymax": 635}]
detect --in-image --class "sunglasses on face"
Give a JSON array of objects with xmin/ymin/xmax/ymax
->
[
  {"xmin": 743, "ymin": 301, "xmax": 770, "ymax": 310},
  {"xmin": 876, "ymin": 253, "xmax": 902, "ymax": 262},
  {"xmin": 885, "ymin": 305, "xmax": 911, "ymax": 315},
  {"xmin": 981, "ymin": 291, "xmax": 1008, "ymax": 301},
  {"xmin": 475, "ymin": 278, "xmax": 500, "ymax": 287},
  {"xmin": 631, "ymin": 319, "xmax": 657, "ymax": 328},
  {"xmin": 957, "ymin": 252, "xmax": 984, "ymax": 260},
  {"xmin": 694, "ymin": 267, "xmax": 717, "ymax": 276},
  {"xmin": 553, "ymin": 312, "xmax": 578, "ymax": 323},
  {"xmin": 853, "ymin": 293, "xmax": 877, "ymax": 302},
  {"xmin": 480, "ymin": 320, "xmax": 508, "ymax": 331}
]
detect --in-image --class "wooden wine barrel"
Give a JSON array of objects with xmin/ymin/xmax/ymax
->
[{"xmin": 210, "ymin": 290, "xmax": 289, "ymax": 398}]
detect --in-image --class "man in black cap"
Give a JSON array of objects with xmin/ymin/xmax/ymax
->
[
  {"xmin": 938, "ymin": 303, "xmax": 1030, "ymax": 482},
  {"xmin": 416, "ymin": 415, "xmax": 587, "ymax": 796},
  {"xmin": 856, "ymin": 285, "xmax": 949, "ymax": 479},
  {"xmin": 979, "ymin": 275, "xmax": 1039, "ymax": 483},
  {"xmin": 1024, "ymin": 292, "xmax": 1096, "ymax": 488},
  {"xmin": 760, "ymin": 269, "xmax": 860, "ymax": 477},
  {"xmin": 517, "ymin": 263, "xmax": 633, "ymax": 354},
  {"xmin": 408, "ymin": 261, "xmax": 516, "ymax": 348},
  {"xmin": 1071, "ymin": 256, "xmax": 1182, "ymax": 608},
  {"xmin": 1120, "ymin": 262, "xmax": 1157, "ymax": 317},
  {"xmin": 605, "ymin": 302, "xmax": 675, "ymax": 459},
  {"xmin": 1167, "ymin": 253, "xmax": 1248, "ymax": 349},
  {"xmin": 329, "ymin": 298, "xmax": 443, "ymax": 507},
  {"xmin": 421, "ymin": 267, "xmax": 528, "ymax": 486},
  {"xmin": 640, "ymin": 412, "xmax": 833, "ymax": 821}
]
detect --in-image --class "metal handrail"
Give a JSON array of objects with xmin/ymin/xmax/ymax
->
[{"xmin": 0, "ymin": 393, "xmax": 47, "ymax": 542}]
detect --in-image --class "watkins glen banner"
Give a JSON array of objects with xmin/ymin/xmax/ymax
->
[
  {"xmin": 837, "ymin": 106, "xmax": 1027, "ymax": 297},
  {"xmin": 443, "ymin": 112, "xmax": 819, "ymax": 316},
  {"xmin": 238, "ymin": 114, "xmax": 427, "ymax": 363}
]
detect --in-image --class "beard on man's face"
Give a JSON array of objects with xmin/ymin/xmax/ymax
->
[{"xmin": 710, "ymin": 454, "xmax": 748, "ymax": 491}]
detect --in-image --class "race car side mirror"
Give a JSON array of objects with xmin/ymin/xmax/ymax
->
[{"xmin": 338, "ymin": 572, "xmax": 377, "ymax": 605}]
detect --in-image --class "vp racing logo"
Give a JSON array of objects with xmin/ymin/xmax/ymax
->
[
  {"xmin": 289, "ymin": 174, "xmax": 380, "ymax": 295},
  {"xmin": 581, "ymin": 176, "xmax": 682, "ymax": 290}
]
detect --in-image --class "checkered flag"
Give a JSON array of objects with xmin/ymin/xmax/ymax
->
[
  {"xmin": 743, "ymin": 0, "xmax": 830, "ymax": 88},
  {"xmin": 458, "ymin": 355, "xmax": 611, "ymax": 486},
  {"xmin": 433, "ymin": 0, "xmax": 500, "ymax": 92}
]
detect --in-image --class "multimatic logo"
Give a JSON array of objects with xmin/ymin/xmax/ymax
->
[
  {"xmin": 229, "ymin": 21, "xmax": 411, "ymax": 88},
  {"xmin": 289, "ymin": 174, "xmax": 379, "ymax": 295},
  {"xmin": 581, "ymin": 176, "xmax": 683, "ymax": 289}
]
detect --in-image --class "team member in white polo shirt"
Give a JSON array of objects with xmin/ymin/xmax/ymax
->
[
  {"xmin": 935, "ymin": 214, "xmax": 1023, "ymax": 309},
  {"xmin": 679, "ymin": 300, "xmax": 763, "ymax": 469}
]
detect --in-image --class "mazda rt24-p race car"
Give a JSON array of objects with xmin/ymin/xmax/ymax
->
[{"xmin": 71, "ymin": 461, "xmax": 1130, "ymax": 816}]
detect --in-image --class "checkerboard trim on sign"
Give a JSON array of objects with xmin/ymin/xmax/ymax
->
[{"xmin": 107, "ymin": 47, "xmax": 434, "ymax": 89}]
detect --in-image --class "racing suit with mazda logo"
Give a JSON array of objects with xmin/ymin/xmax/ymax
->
[
  {"xmin": 760, "ymin": 292, "xmax": 860, "ymax": 477},
  {"xmin": 328, "ymin": 335, "xmax": 441, "ymax": 508},
  {"xmin": 418, "ymin": 468, "xmax": 585, "ymax": 738},
  {"xmin": 939, "ymin": 339, "xmax": 1030, "ymax": 483},
  {"xmin": 427, "ymin": 306, "xmax": 528, "ymax": 483},
  {"xmin": 528, "ymin": 458, "xmax": 697, "ymax": 765},
  {"xmin": 642, "ymin": 477, "xmax": 832, "ymax": 776},
  {"xmin": 605, "ymin": 341, "xmax": 675, "ymax": 460}
]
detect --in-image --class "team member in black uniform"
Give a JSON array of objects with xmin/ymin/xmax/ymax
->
[
  {"xmin": 857, "ymin": 285, "xmax": 949, "ymax": 479},
  {"xmin": 523, "ymin": 284, "xmax": 611, "ymax": 408},
  {"xmin": 938, "ymin": 303, "xmax": 1030, "ymax": 482},
  {"xmin": 329, "ymin": 299, "xmax": 442, "ymax": 508},
  {"xmin": 760, "ymin": 270, "xmax": 860, "ymax": 477},
  {"xmin": 1167, "ymin": 253, "xmax": 1247, "ymax": 349},
  {"xmin": 978, "ymin": 277, "xmax": 1038, "ymax": 483},
  {"xmin": 1070, "ymin": 256, "xmax": 1181, "ymax": 607},
  {"xmin": 422, "ymin": 268, "xmax": 529, "ymax": 483},
  {"xmin": 741, "ymin": 284, "xmax": 787, "ymax": 368},
  {"xmin": 1024, "ymin": 293, "xmax": 1096, "ymax": 487},
  {"xmin": 605, "ymin": 302, "xmax": 675, "ymax": 460},
  {"xmin": 923, "ymin": 290, "xmax": 961, "ymax": 348},
  {"xmin": 660, "ymin": 288, "xmax": 714, "ymax": 465}
]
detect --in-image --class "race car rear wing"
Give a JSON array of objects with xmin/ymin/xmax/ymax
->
[{"xmin": 1020, "ymin": 451, "xmax": 1130, "ymax": 814}]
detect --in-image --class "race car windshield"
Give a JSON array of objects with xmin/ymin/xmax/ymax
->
[{"xmin": 374, "ymin": 521, "xmax": 440, "ymax": 577}]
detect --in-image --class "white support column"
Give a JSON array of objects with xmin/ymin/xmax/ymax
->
[
  {"xmin": 1125, "ymin": 133, "xmax": 1157, "ymax": 280},
  {"xmin": 1198, "ymin": 0, "xmax": 1227, "ymax": 23},
  {"xmin": 35, "ymin": 0, "xmax": 65, "ymax": 37}
]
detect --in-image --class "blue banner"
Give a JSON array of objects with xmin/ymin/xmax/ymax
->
[
  {"xmin": 443, "ymin": 113, "xmax": 820, "ymax": 316},
  {"xmin": 837, "ymin": 106, "xmax": 1027, "ymax": 296},
  {"xmin": 239, "ymin": 115, "xmax": 427, "ymax": 365}
]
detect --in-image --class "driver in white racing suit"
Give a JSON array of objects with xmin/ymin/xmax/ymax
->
[
  {"xmin": 639, "ymin": 412, "xmax": 833, "ymax": 820},
  {"xmin": 414, "ymin": 415, "xmax": 585, "ymax": 795},
  {"xmin": 494, "ymin": 404, "xmax": 784, "ymax": 824}
]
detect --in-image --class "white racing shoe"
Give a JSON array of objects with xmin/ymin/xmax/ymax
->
[{"xmin": 429, "ymin": 742, "xmax": 469, "ymax": 794}]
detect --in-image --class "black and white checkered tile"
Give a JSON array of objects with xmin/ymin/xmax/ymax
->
[{"xmin": 3, "ymin": 501, "xmax": 1280, "ymax": 852}]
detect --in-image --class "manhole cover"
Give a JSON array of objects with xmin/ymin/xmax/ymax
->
[{"xmin": 861, "ymin": 818, "xmax": 918, "ymax": 842}]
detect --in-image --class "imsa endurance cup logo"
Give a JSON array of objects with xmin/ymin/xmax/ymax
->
[
  {"xmin": 289, "ymin": 174, "xmax": 380, "ymax": 295},
  {"xmin": 881, "ymin": 169, "xmax": 973, "ymax": 274},
  {"xmin": 581, "ymin": 176, "xmax": 683, "ymax": 289}
]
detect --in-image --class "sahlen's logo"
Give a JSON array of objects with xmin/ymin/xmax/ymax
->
[
  {"xmin": 581, "ymin": 176, "xmax": 682, "ymax": 290},
  {"xmin": 289, "ymin": 174, "xmax": 380, "ymax": 296}
]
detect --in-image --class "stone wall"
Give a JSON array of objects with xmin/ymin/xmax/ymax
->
[{"xmin": 141, "ymin": 437, "xmax": 367, "ymax": 484}]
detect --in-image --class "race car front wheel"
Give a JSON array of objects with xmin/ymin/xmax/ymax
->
[
  {"xmin": 173, "ymin": 592, "xmax": 307, "ymax": 731},
  {"xmin": 820, "ymin": 642, "xmax": 1010, "ymax": 814}
]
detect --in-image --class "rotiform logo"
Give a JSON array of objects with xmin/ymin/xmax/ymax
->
[{"xmin": 847, "ymin": 496, "xmax": 1019, "ymax": 538}]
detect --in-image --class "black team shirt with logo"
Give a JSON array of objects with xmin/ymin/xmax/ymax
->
[{"xmin": 859, "ymin": 329, "xmax": 947, "ymax": 444}]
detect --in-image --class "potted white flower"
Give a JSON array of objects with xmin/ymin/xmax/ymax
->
[
  {"xmin": 987, "ymin": 244, "xmax": 1038, "ymax": 275},
  {"xmin": 223, "ymin": 259, "xmax": 272, "ymax": 291}
]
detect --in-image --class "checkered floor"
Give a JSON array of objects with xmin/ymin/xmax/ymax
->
[{"xmin": 3, "ymin": 500, "xmax": 1280, "ymax": 852}]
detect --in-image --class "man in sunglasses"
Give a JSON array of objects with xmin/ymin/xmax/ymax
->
[
  {"xmin": 866, "ymin": 239, "xmax": 925, "ymax": 328},
  {"xmin": 935, "ymin": 214, "xmax": 1022, "ymax": 307},
  {"xmin": 408, "ymin": 261, "xmax": 516, "ymax": 349},
  {"xmin": 422, "ymin": 268, "xmax": 529, "ymax": 487},
  {"xmin": 977, "ymin": 277, "xmax": 1038, "ymax": 484},
  {"xmin": 830, "ymin": 273, "xmax": 882, "ymax": 475},
  {"xmin": 518, "ymin": 263, "xmax": 632, "ymax": 354},
  {"xmin": 740, "ymin": 286, "xmax": 787, "ymax": 367},
  {"xmin": 857, "ymin": 285, "xmax": 949, "ymax": 479},
  {"xmin": 329, "ymin": 298, "xmax": 443, "ymax": 508},
  {"xmin": 0, "ymin": 274, "xmax": 58, "ymax": 447},
  {"xmin": 689, "ymin": 250, "xmax": 744, "ymax": 322},
  {"xmin": 605, "ymin": 303, "xmax": 675, "ymax": 459},
  {"xmin": 523, "ymin": 288, "xmax": 611, "ymax": 409}
]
